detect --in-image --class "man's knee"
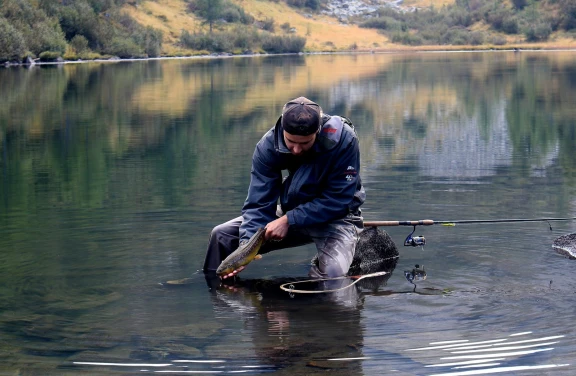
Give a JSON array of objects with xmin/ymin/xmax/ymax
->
[
  {"xmin": 209, "ymin": 221, "xmax": 239, "ymax": 244},
  {"xmin": 310, "ymin": 231, "xmax": 357, "ymax": 278},
  {"xmin": 310, "ymin": 249, "xmax": 354, "ymax": 278},
  {"xmin": 204, "ymin": 220, "xmax": 240, "ymax": 272}
]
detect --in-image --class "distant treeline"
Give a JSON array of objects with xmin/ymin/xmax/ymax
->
[
  {"xmin": 0, "ymin": 0, "xmax": 308, "ymax": 63},
  {"xmin": 359, "ymin": 0, "xmax": 576, "ymax": 46},
  {"xmin": 0, "ymin": 0, "xmax": 163, "ymax": 63}
]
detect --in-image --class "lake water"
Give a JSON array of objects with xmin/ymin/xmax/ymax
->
[{"xmin": 1, "ymin": 51, "xmax": 576, "ymax": 375}]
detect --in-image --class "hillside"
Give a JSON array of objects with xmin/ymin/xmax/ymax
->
[
  {"xmin": 121, "ymin": 0, "xmax": 393, "ymax": 54},
  {"xmin": 122, "ymin": 0, "xmax": 576, "ymax": 55}
]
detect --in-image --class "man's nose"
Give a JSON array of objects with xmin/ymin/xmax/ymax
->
[{"xmin": 291, "ymin": 145, "xmax": 302, "ymax": 155}]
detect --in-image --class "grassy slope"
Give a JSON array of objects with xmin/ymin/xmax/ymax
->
[
  {"xmin": 123, "ymin": 0, "xmax": 576, "ymax": 55},
  {"xmin": 237, "ymin": 0, "xmax": 389, "ymax": 51},
  {"xmin": 123, "ymin": 0, "xmax": 196, "ymax": 55},
  {"xmin": 124, "ymin": 0, "xmax": 397, "ymax": 54}
]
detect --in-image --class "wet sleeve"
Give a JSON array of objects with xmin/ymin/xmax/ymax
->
[
  {"xmin": 240, "ymin": 141, "xmax": 282, "ymax": 242},
  {"xmin": 286, "ymin": 136, "xmax": 361, "ymax": 227}
]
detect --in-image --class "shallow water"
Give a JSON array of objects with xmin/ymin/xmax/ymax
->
[{"xmin": 1, "ymin": 51, "xmax": 576, "ymax": 375}]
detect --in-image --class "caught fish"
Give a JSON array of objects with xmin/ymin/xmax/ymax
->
[{"xmin": 217, "ymin": 228, "xmax": 266, "ymax": 276}]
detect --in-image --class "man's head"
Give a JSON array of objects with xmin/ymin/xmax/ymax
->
[{"xmin": 281, "ymin": 97, "xmax": 322, "ymax": 156}]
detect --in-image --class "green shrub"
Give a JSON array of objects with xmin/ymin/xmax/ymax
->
[
  {"xmin": 490, "ymin": 35, "xmax": 507, "ymax": 45},
  {"xmin": 87, "ymin": 0, "xmax": 118, "ymax": 13},
  {"xmin": 70, "ymin": 34, "xmax": 89, "ymax": 53},
  {"xmin": 261, "ymin": 34, "xmax": 306, "ymax": 53},
  {"xmin": 180, "ymin": 30, "xmax": 233, "ymax": 52},
  {"xmin": 180, "ymin": 30, "xmax": 202, "ymax": 50},
  {"xmin": 260, "ymin": 17, "xmax": 275, "ymax": 32},
  {"xmin": 486, "ymin": 8, "xmax": 511, "ymax": 31},
  {"xmin": 559, "ymin": 0, "xmax": 576, "ymax": 30},
  {"xmin": 359, "ymin": 16, "xmax": 401, "ymax": 31},
  {"xmin": 105, "ymin": 37, "xmax": 144, "ymax": 58},
  {"xmin": 469, "ymin": 30, "xmax": 485, "ymax": 45},
  {"xmin": 391, "ymin": 32, "xmax": 424, "ymax": 46},
  {"xmin": 524, "ymin": 22, "xmax": 552, "ymax": 41},
  {"xmin": 420, "ymin": 28, "xmax": 444, "ymax": 44},
  {"xmin": 132, "ymin": 26, "xmax": 163, "ymax": 57},
  {"xmin": 63, "ymin": 50, "xmax": 79, "ymax": 60},
  {"xmin": 286, "ymin": 0, "xmax": 323, "ymax": 11},
  {"xmin": 57, "ymin": 0, "xmax": 99, "ymax": 45},
  {"xmin": 446, "ymin": 8, "xmax": 472, "ymax": 27},
  {"xmin": 220, "ymin": 1, "xmax": 254, "ymax": 25},
  {"xmin": 38, "ymin": 50, "xmax": 61, "ymax": 61},
  {"xmin": 502, "ymin": 17, "xmax": 519, "ymax": 34},
  {"xmin": 28, "ymin": 21, "xmax": 67, "ymax": 54},
  {"xmin": 512, "ymin": 0, "xmax": 528, "ymax": 10},
  {"xmin": 230, "ymin": 26, "xmax": 260, "ymax": 49},
  {"xmin": 0, "ymin": 16, "xmax": 26, "ymax": 62},
  {"xmin": 442, "ymin": 27, "xmax": 470, "ymax": 45},
  {"xmin": 1, "ymin": 0, "xmax": 66, "ymax": 55}
]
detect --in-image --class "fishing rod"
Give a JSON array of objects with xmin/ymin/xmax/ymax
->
[{"xmin": 363, "ymin": 217, "xmax": 576, "ymax": 247}]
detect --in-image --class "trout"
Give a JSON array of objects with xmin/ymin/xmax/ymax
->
[{"xmin": 216, "ymin": 228, "xmax": 266, "ymax": 276}]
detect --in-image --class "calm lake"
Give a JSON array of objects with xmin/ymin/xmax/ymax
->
[{"xmin": 1, "ymin": 51, "xmax": 576, "ymax": 375}]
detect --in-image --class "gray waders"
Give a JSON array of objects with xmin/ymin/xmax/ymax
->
[{"xmin": 203, "ymin": 214, "xmax": 364, "ymax": 278}]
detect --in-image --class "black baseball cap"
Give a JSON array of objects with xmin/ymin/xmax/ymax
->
[{"xmin": 281, "ymin": 97, "xmax": 322, "ymax": 136}]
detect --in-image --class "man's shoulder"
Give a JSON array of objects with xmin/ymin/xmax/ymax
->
[
  {"xmin": 254, "ymin": 126, "xmax": 282, "ymax": 160},
  {"xmin": 317, "ymin": 115, "xmax": 357, "ymax": 151},
  {"xmin": 256, "ymin": 127, "xmax": 276, "ymax": 147}
]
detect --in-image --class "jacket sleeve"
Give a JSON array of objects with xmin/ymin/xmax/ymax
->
[
  {"xmin": 286, "ymin": 136, "xmax": 361, "ymax": 227},
  {"xmin": 240, "ymin": 139, "xmax": 282, "ymax": 242}
]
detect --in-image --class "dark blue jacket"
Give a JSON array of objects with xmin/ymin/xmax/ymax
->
[{"xmin": 239, "ymin": 114, "xmax": 365, "ymax": 241}]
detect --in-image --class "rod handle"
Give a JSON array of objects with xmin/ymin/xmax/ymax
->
[{"xmin": 363, "ymin": 219, "xmax": 435, "ymax": 227}]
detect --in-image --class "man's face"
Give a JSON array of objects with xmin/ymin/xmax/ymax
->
[{"xmin": 283, "ymin": 131, "xmax": 316, "ymax": 156}]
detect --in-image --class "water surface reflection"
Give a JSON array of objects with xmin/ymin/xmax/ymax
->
[{"xmin": 1, "ymin": 51, "xmax": 576, "ymax": 374}]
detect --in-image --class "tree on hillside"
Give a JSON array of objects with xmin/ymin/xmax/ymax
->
[
  {"xmin": 558, "ymin": 0, "xmax": 576, "ymax": 30},
  {"xmin": 512, "ymin": 0, "xmax": 528, "ymax": 10},
  {"xmin": 192, "ymin": 0, "xmax": 223, "ymax": 33},
  {"xmin": 1, "ymin": 0, "xmax": 66, "ymax": 57},
  {"xmin": 0, "ymin": 16, "xmax": 26, "ymax": 61}
]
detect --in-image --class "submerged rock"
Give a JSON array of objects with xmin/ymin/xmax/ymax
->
[
  {"xmin": 129, "ymin": 343, "xmax": 202, "ymax": 361},
  {"xmin": 552, "ymin": 233, "xmax": 576, "ymax": 259}
]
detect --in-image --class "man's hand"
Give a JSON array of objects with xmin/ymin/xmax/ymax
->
[
  {"xmin": 265, "ymin": 215, "xmax": 289, "ymax": 241},
  {"xmin": 220, "ymin": 255, "xmax": 263, "ymax": 279},
  {"xmin": 221, "ymin": 218, "xmax": 288, "ymax": 280},
  {"xmin": 220, "ymin": 265, "xmax": 245, "ymax": 279}
]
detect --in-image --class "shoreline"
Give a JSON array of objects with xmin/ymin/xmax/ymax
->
[{"xmin": 3, "ymin": 45, "xmax": 576, "ymax": 67}]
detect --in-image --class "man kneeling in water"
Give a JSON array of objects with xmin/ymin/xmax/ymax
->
[{"xmin": 203, "ymin": 97, "xmax": 365, "ymax": 279}]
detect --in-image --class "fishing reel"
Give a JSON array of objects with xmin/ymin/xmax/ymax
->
[
  {"xmin": 404, "ymin": 264, "xmax": 427, "ymax": 285},
  {"xmin": 404, "ymin": 225, "xmax": 426, "ymax": 247}
]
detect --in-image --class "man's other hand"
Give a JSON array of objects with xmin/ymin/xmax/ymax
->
[{"xmin": 265, "ymin": 215, "xmax": 289, "ymax": 241}]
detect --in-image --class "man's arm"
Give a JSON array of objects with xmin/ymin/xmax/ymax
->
[{"xmin": 240, "ymin": 140, "xmax": 282, "ymax": 242}]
